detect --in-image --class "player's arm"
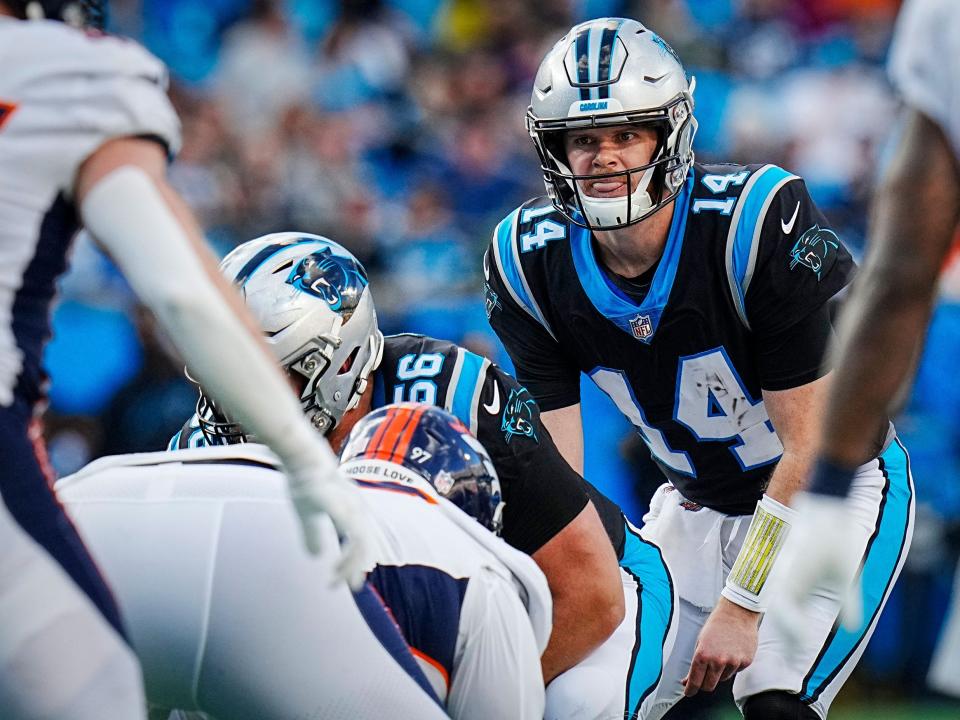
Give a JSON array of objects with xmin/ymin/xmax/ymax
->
[
  {"xmin": 74, "ymin": 137, "xmax": 371, "ymax": 584},
  {"xmin": 685, "ymin": 176, "xmax": 854, "ymax": 695},
  {"xmin": 446, "ymin": 566, "xmax": 546, "ymax": 720},
  {"xmin": 477, "ymin": 369, "xmax": 623, "ymax": 684},
  {"xmin": 814, "ymin": 109, "xmax": 960, "ymax": 486},
  {"xmin": 540, "ymin": 404, "xmax": 585, "ymax": 475}
]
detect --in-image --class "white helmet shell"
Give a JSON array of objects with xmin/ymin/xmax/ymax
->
[
  {"xmin": 198, "ymin": 232, "xmax": 383, "ymax": 442},
  {"xmin": 528, "ymin": 17, "xmax": 698, "ymax": 230}
]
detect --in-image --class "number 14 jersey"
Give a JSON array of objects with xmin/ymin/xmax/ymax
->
[{"xmin": 485, "ymin": 163, "xmax": 855, "ymax": 514}]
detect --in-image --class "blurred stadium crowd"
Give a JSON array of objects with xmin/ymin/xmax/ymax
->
[{"xmin": 44, "ymin": 0, "xmax": 960, "ymax": 713}]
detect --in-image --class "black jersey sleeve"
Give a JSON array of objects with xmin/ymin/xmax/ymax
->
[
  {"xmin": 484, "ymin": 244, "xmax": 581, "ymax": 412},
  {"xmin": 742, "ymin": 177, "xmax": 855, "ymax": 388},
  {"xmin": 473, "ymin": 363, "xmax": 618, "ymax": 556}
]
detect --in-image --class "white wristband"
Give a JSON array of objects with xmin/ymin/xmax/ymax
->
[{"xmin": 722, "ymin": 494, "xmax": 797, "ymax": 613}]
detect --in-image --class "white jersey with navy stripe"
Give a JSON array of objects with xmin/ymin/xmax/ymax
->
[
  {"xmin": 889, "ymin": 0, "xmax": 960, "ymax": 159},
  {"xmin": 486, "ymin": 162, "xmax": 855, "ymax": 514},
  {"xmin": 0, "ymin": 18, "xmax": 180, "ymax": 407},
  {"xmin": 57, "ymin": 445, "xmax": 550, "ymax": 719}
]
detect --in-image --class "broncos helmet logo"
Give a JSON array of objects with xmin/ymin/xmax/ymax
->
[
  {"xmin": 501, "ymin": 388, "xmax": 539, "ymax": 445},
  {"xmin": 789, "ymin": 225, "xmax": 840, "ymax": 281},
  {"xmin": 287, "ymin": 246, "xmax": 369, "ymax": 313}
]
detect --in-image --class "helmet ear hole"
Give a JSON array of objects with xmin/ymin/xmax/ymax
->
[{"xmin": 338, "ymin": 347, "xmax": 360, "ymax": 375}]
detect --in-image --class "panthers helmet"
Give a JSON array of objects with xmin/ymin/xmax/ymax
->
[
  {"xmin": 197, "ymin": 232, "xmax": 383, "ymax": 443},
  {"xmin": 340, "ymin": 403, "xmax": 504, "ymax": 535},
  {"xmin": 528, "ymin": 17, "xmax": 697, "ymax": 230},
  {"xmin": 7, "ymin": 0, "xmax": 106, "ymax": 27}
]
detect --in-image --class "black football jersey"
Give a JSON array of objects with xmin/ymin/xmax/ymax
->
[
  {"xmin": 371, "ymin": 333, "xmax": 626, "ymax": 556},
  {"xmin": 485, "ymin": 163, "xmax": 855, "ymax": 515}
]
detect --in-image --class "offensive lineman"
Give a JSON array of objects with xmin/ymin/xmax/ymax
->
[
  {"xmin": 170, "ymin": 233, "xmax": 678, "ymax": 720},
  {"xmin": 771, "ymin": 0, "xmax": 960, "ymax": 699},
  {"xmin": 57, "ymin": 404, "xmax": 548, "ymax": 720},
  {"xmin": 0, "ymin": 2, "xmax": 394, "ymax": 717},
  {"xmin": 484, "ymin": 17, "xmax": 914, "ymax": 719}
]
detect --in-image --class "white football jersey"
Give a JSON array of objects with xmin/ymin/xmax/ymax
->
[
  {"xmin": 888, "ymin": 0, "xmax": 960, "ymax": 159},
  {"xmin": 0, "ymin": 18, "xmax": 181, "ymax": 407},
  {"xmin": 58, "ymin": 444, "xmax": 551, "ymax": 718}
]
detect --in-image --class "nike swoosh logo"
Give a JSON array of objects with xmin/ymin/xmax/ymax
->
[
  {"xmin": 781, "ymin": 202, "xmax": 800, "ymax": 235},
  {"xmin": 483, "ymin": 382, "xmax": 501, "ymax": 415}
]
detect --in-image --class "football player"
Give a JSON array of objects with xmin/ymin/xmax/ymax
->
[
  {"xmin": 0, "ymin": 1, "xmax": 370, "ymax": 716},
  {"xmin": 484, "ymin": 17, "xmax": 914, "ymax": 720},
  {"xmin": 770, "ymin": 0, "xmax": 960, "ymax": 699},
  {"xmin": 57, "ymin": 403, "xmax": 548, "ymax": 719},
  {"xmin": 170, "ymin": 233, "xmax": 678, "ymax": 720}
]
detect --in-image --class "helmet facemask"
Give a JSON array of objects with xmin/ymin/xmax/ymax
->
[{"xmin": 528, "ymin": 91, "xmax": 696, "ymax": 231}]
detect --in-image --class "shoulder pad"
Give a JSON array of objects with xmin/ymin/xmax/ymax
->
[
  {"xmin": 720, "ymin": 164, "xmax": 801, "ymax": 328},
  {"xmin": 1, "ymin": 22, "xmax": 181, "ymax": 157},
  {"xmin": 488, "ymin": 198, "xmax": 560, "ymax": 340}
]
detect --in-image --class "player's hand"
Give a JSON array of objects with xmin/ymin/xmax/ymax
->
[
  {"xmin": 287, "ymin": 467, "xmax": 374, "ymax": 591},
  {"xmin": 767, "ymin": 492, "xmax": 863, "ymax": 656},
  {"xmin": 682, "ymin": 596, "xmax": 759, "ymax": 696}
]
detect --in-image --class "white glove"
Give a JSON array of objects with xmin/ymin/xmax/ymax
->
[
  {"xmin": 287, "ymin": 466, "xmax": 374, "ymax": 591},
  {"xmin": 766, "ymin": 492, "xmax": 863, "ymax": 657}
]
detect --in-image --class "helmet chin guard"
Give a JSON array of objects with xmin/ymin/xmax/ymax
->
[{"xmin": 528, "ymin": 18, "xmax": 698, "ymax": 231}]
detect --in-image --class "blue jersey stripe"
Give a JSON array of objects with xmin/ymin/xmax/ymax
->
[
  {"xmin": 620, "ymin": 521, "xmax": 675, "ymax": 715},
  {"xmin": 448, "ymin": 350, "xmax": 487, "ymax": 434},
  {"xmin": 800, "ymin": 438, "xmax": 914, "ymax": 702},
  {"xmin": 725, "ymin": 166, "xmax": 798, "ymax": 327},
  {"xmin": 571, "ymin": 171, "xmax": 694, "ymax": 342},
  {"xmin": 492, "ymin": 210, "xmax": 556, "ymax": 339}
]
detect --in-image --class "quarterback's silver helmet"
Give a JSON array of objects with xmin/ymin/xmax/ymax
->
[
  {"xmin": 197, "ymin": 233, "xmax": 383, "ymax": 443},
  {"xmin": 528, "ymin": 17, "xmax": 697, "ymax": 230}
]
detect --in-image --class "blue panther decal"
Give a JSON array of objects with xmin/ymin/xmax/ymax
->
[
  {"xmin": 789, "ymin": 225, "xmax": 840, "ymax": 281},
  {"xmin": 287, "ymin": 246, "xmax": 369, "ymax": 312},
  {"xmin": 501, "ymin": 387, "xmax": 539, "ymax": 445}
]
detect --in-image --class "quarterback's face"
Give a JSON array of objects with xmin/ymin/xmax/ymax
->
[{"xmin": 563, "ymin": 125, "xmax": 658, "ymax": 198}]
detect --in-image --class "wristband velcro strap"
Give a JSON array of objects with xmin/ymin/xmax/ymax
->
[{"xmin": 722, "ymin": 494, "xmax": 798, "ymax": 612}]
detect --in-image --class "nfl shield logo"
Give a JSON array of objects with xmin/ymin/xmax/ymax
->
[{"xmin": 629, "ymin": 313, "xmax": 653, "ymax": 340}]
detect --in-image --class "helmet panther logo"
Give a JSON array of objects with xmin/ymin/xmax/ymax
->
[
  {"xmin": 788, "ymin": 225, "xmax": 840, "ymax": 281},
  {"xmin": 287, "ymin": 246, "xmax": 369, "ymax": 312},
  {"xmin": 501, "ymin": 388, "xmax": 539, "ymax": 444}
]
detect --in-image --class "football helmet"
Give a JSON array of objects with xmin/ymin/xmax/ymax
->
[
  {"xmin": 528, "ymin": 17, "xmax": 697, "ymax": 230},
  {"xmin": 340, "ymin": 403, "xmax": 504, "ymax": 535},
  {"xmin": 8, "ymin": 0, "xmax": 105, "ymax": 27},
  {"xmin": 197, "ymin": 232, "xmax": 383, "ymax": 443}
]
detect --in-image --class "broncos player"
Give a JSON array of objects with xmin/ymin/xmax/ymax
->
[
  {"xmin": 484, "ymin": 17, "xmax": 914, "ymax": 719},
  {"xmin": 0, "ymin": 2, "xmax": 374, "ymax": 717},
  {"xmin": 771, "ymin": 0, "xmax": 960, "ymax": 700},
  {"xmin": 170, "ymin": 232, "xmax": 678, "ymax": 720},
  {"xmin": 57, "ymin": 404, "xmax": 548, "ymax": 719}
]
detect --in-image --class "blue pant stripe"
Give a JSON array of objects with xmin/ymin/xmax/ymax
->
[
  {"xmin": 621, "ymin": 522, "xmax": 674, "ymax": 716},
  {"xmin": 800, "ymin": 438, "xmax": 914, "ymax": 702}
]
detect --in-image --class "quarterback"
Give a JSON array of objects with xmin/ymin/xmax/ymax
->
[
  {"xmin": 484, "ymin": 17, "xmax": 914, "ymax": 719},
  {"xmin": 0, "ymin": 1, "xmax": 372, "ymax": 717}
]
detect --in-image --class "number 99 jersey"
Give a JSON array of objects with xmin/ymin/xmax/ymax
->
[{"xmin": 485, "ymin": 163, "xmax": 855, "ymax": 514}]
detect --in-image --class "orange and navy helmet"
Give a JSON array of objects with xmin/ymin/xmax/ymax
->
[{"xmin": 340, "ymin": 403, "xmax": 504, "ymax": 535}]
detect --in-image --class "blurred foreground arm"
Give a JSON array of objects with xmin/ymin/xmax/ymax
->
[{"xmin": 75, "ymin": 137, "xmax": 372, "ymax": 586}]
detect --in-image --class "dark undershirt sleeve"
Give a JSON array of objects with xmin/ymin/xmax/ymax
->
[
  {"xmin": 484, "ymin": 248, "xmax": 581, "ymax": 411},
  {"xmin": 756, "ymin": 301, "xmax": 835, "ymax": 391},
  {"xmin": 474, "ymin": 366, "xmax": 591, "ymax": 555}
]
